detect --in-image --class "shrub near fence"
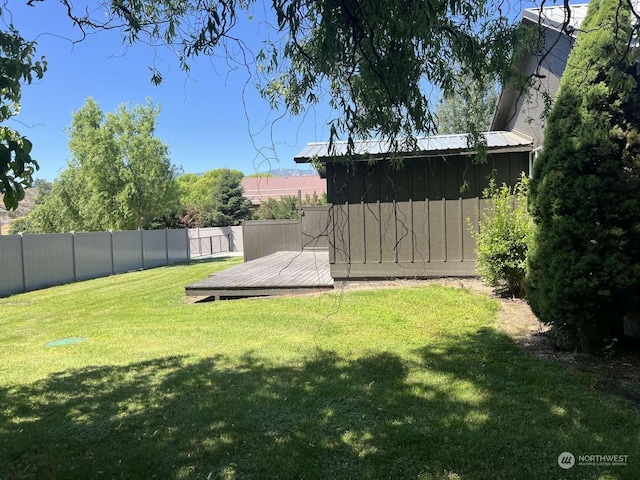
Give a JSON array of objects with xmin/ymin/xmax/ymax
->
[{"xmin": 0, "ymin": 229, "xmax": 189, "ymax": 297}]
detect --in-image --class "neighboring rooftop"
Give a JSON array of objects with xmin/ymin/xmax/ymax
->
[
  {"xmin": 294, "ymin": 131, "xmax": 533, "ymax": 163},
  {"xmin": 241, "ymin": 175, "xmax": 326, "ymax": 206}
]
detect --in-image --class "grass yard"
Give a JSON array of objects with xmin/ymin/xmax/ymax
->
[{"xmin": 0, "ymin": 257, "xmax": 638, "ymax": 479}]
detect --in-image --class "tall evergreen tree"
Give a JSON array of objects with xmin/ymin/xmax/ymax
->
[
  {"xmin": 527, "ymin": 0, "xmax": 640, "ymax": 350},
  {"xmin": 207, "ymin": 169, "xmax": 252, "ymax": 227}
]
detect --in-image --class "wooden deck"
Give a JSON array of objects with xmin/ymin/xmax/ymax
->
[{"xmin": 185, "ymin": 250, "xmax": 334, "ymax": 299}]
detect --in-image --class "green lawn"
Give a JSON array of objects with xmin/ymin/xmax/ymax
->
[{"xmin": 0, "ymin": 257, "xmax": 638, "ymax": 479}]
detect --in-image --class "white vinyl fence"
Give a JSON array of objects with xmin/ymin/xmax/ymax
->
[
  {"xmin": 188, "ymin": 226, "xmax": 243, "ymax": 257},
  {"xmin": 0, "ymin": 229, "xmax": 189, "ymax": 297}
]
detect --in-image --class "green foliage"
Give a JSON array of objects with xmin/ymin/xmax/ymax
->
[
  {"xmin": 254, "ymin": 195, "xmax": 300, "ymax": 220},
  {"xmin": 247, "ymin": 172, "xmax": 275, "ymax": 178},
  {"xmin": 527, "ymin": 0, "xmax": 640, "ymax": 351},
  {"xmin": 303, "ymin": 191, "xmax": 327, "ymax": 206},
  {"xmin": 8, "ymin": 215, "xmax": 34, "ymax": 234},
  {"xmin": 253, "ymin": 191, "xmax": 327, "ymax": 220},
  {"xmin": 435, "ymin": 71, "xmax": 498, "ymax": 135},
  {"xmin": 63, "ymin": 0, "xmax": 531, "ymax": 153},
  {"xmin": 25, "ymin": 98, "xmax": 180, "ymax": 232},
  {"xmin": 207, "ymin": 168, "xmax": 252, "ymax": 226},
  {"xmin": 469, "ymin": 174, "xmax": 532, "ymax": 297},
  {"xmin": 177, "ymin": 168, "xmax": 250, "ymax": 227},
  {"xmin": 0, "ymin": 10, "xmax": 47, "ymax": 210},
  {"xmin": 177, "ymin": 169, "xmax": 242, "ymax": 212}
]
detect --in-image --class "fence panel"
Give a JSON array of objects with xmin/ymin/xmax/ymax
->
[
  {"xmin": 112, "ymin": 231, "xmax": 144, "ymax": 273},
  {"xmin": 0, "ymin": 229, "xmax": 190, "ymax": 298},
  {"xmin": 0, "ymin": 235, "xmax": 24, "ymax": 297},
  {"xmin": 242, "ymin": 220, "xmax": 302, "ymax": 262},
  {"xmin": 188, "ymin": 227, "xmax": 233, "ymax": 257},
  {"xmin": 301, "ymin": 206, "xmax": 329, "ymax": 250},
  {"xmin": 23, "ymin": 234, "xmax": 75, "ymax": 291},
  {"xmin": 229, "ymin": 226, "xmax": 243, "ymax": 252},
  {"xmin": 74, "ymin": 232, "xmax": 114, "ymax": 281},
  {"xmin": 168, "ymin": 229, "xmax": 189, "ymax": 263},
  {"xmin": 143, "ymin": 230, "xmax": 168, "ymax": 268}
]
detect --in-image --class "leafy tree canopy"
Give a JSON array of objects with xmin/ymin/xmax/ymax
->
[
  {"xmin": 177, "ymin": 168, "xmax": 252, "ymax": 227},
  {"xmin": 177, "ymin": 168, "xmax": 244, "ymax": 212},
  {"xmin": 54, "ymin": 0, "xmax": 532, "ymax": 152},
  {"xmin": 435, "ymin": 71, "xmax": 498, "ymax": 135},
  {"xmin": 0, "ymin": 6, "xmax": 47, "ymax": 210},
  {"xmin": 24, "ymin": 98, "xmax": 181, "ymax": 232}
]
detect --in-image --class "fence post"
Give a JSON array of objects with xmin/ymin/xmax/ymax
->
[
  {"xmin": 19, "ymin": 233, "xmax": 26, "ymax": 292},
  {"xmin": 165, "ymin": 228, "xmax": 170, "ymax": 265},
  {"xmin": 71, "ymin": 231, "xmax": 77, "ymax": 282},
  {"xmin": 110, "ymin": 230, "xmax": 115, "ymax": 275},
  {"xmin": 241, "ymin": 220, "xmax": 246, "ymax": 262},
  {"xmin": 184, "ymin": 228, "xmax": 190, "ymax": 260},
  {"xmin": 140, "ymin": 229, "xmax": 145, "ymax": 269}
]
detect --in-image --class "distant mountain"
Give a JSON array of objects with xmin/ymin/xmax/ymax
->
[
  {"xmin": 0, "ymin": 188, "xmax": 39, "ymax": 234},
  {"xmin": 266, "ymin": 168, "xmax": 318, "ymax": 177},
  {"xmin": 187, "ymin": 168, "xmax": 319, "ymax": 178}
]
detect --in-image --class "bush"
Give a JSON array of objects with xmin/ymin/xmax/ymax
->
[
  {"xmin": 469, "ymin": 173, "xmax": 532, "ymax": 297},
  {"xmin": 526, "ymin": 0, "xmax": 640, "ymax": 351}
]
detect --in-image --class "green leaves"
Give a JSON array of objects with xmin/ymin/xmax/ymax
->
[
  {"xmin": 0, "ymin": 14, "xmax": 47, "ymax": 210},
  {"xmin": 469, "ymin": 173, "xmax": 532, "ymax": 297},
  {"xmin": 435, "ymin": 71, "xmax": 498, "ymax": 137},
  {"xmin": 527, "ymin": 0, "xmax": 640, "ymax": 351},
  {"xmin": 24, "ymin": 98, "xmax": 180, "ymax": 232},
  {"xmin": 0, "ymin": 128, "xmax": 39, "ymax": 210},
  {"xmin": 75, "ymin": 0, "xmax": 531, "ymax": 157}
]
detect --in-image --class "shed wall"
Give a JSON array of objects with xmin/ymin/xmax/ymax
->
[{"xmin": 326, "ymin": 152, "xmax": 529, "ymax": 278}]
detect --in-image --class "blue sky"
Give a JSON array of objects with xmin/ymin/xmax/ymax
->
[
  {"xmin": 5, "ymin": 1, "xmax": 336, "ymax": 181},
  {"xmin": 4, "ymin": 0, "xmax": 558, "ymax": 182}
]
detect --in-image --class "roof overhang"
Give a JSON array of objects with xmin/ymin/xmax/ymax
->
[{"xmin": 294, "ymin": 131, "xmax": 534, "ymax": 164}]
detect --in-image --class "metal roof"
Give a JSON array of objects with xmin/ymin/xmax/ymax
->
[
  {"xmin": 522, "ymin": 4, "xmax": 589, "ymax": 36},
  {"xmin": 523, "ymin": 2, "xmax": 640, "ymax": 37},
  {"xmin": 294, "ymin": 131, "xmax": 533, "ymax": 163}
]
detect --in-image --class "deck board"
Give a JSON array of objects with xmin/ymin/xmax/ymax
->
[{"xmin": 185, "ymin": 251, "xmax": 333, "ymax": 298}]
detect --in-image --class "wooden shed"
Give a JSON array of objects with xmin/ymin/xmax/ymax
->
[{"xmin": 295, "ymin": 131, "xmax": 533, "ymax": 279}]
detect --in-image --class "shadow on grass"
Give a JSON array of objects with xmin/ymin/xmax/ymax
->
[{"xmin": 1, "ymin": 330, "xmax": 638, "ymax": 479}]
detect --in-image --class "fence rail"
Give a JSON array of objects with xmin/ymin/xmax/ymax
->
[{"xmin": 0, "ymin": 229, "xmax": 189, "ymax": 298}]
